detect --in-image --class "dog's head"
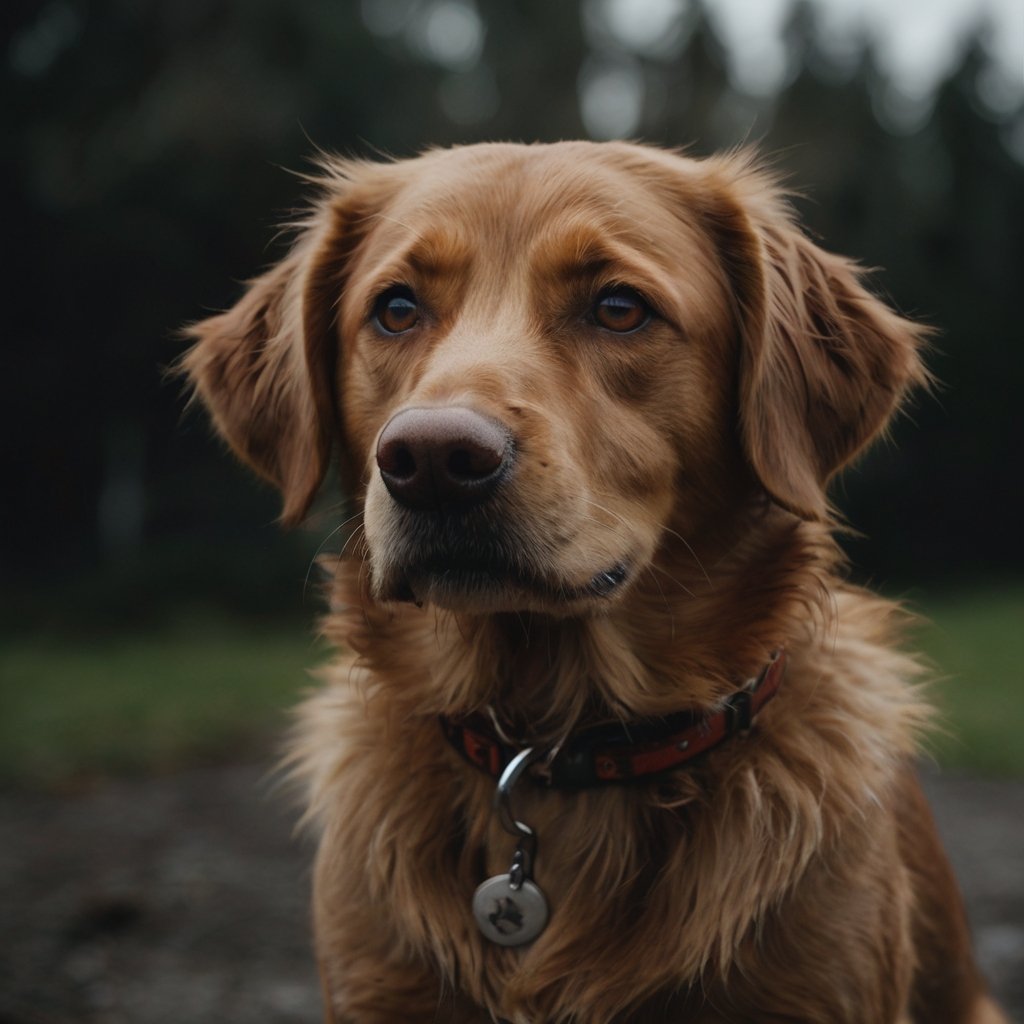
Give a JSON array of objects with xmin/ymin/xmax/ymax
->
[{"xmin": 183, "ymin": 142, "xmax": 926, "ymax": 616}]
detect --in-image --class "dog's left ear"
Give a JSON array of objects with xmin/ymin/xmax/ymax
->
[{"xmin": 707, "ymin": 161, "xmax": 930, "ymax": 521}]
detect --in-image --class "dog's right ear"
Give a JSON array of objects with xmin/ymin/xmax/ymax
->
[{"xmin": 181, "ymin": 164, "xmax": 382, "ymax": 526}]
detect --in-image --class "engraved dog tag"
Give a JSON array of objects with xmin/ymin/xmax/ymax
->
[{"xmin": 473, "ymin": 873, "xmax": 549, "ymax": 946}]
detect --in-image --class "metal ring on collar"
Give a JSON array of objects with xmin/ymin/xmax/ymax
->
[{"xmin": 494, "ymin": 746, "xmax": 545, "ymax": 840}]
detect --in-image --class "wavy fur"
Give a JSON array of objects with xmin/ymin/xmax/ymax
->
[{"xmin": 184, "ymin": 142, "xmax": 1003, "ymax": 1023}]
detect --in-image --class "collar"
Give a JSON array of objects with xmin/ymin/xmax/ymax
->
[{"xmin": 440, "ymin": 649, "xmax": 786, "ymax": 788}]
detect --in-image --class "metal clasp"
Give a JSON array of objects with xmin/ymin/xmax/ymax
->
[
  {"xmin": 724, "ymin": 689, "xmax": 754, "ymax": 734},
  {"xmin": 494, "ymin": 746, "xmax": 545, "ymax": 884}
]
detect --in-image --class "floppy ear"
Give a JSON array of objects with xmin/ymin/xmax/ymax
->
[
  {"xmin": 709, "ymin": 161, "xmax": 930, "ymax": 521},
  {"xmin": 181, "ymin": 189, "xmax": 358, "ymax": 527}
]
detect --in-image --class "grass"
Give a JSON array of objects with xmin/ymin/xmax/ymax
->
[
  {"xmin": 915, "ymin": 585, "xmax": 1024, "ymax": 776},
  {"xmin": 1, "ymin": 588, "xmax": 1022, "ymax": 789},
  {"xmin": 0, "ymin": 611, "xmax": 327, "ymax": 790}
]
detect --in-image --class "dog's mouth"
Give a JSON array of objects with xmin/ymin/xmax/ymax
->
[{"xmin": 379, "ymin": 548, "xmax": 631, "ymax": 612}]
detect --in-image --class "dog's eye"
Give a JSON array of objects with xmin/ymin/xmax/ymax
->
[
  {"xmin": 593, "ymin": 288, "xmax": 650, "ymax": 334},
  {"xmin": 373, "ymin": 287, "xmax": 420, "ymax": 335}
]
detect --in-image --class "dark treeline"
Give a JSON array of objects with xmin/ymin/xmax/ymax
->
[{"xmin": 4, "ymin": 0, "xmax": 1022, "ymax": 626}]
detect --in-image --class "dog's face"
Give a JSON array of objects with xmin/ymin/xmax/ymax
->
[
  {"xmin": 184, "ymin": 142, "xmax": 925, "ymax": 616},
  {"xmin": 342, "ymin": 146, "xmax": 742, "ymax": 614}
]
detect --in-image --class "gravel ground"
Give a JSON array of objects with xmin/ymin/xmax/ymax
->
[{"xmin": 1, "ymin": 762, "xmax": 1021, "ymax": 1023}]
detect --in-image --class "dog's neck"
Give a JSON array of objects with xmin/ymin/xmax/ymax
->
[{"xmin": 326, "ymin": 506, "xmax": 835, "ymax": 736}]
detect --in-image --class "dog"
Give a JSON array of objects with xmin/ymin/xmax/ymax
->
[{"xmin": 183, "ymin": 142, "xmax": 1006, "ymax": 1023}]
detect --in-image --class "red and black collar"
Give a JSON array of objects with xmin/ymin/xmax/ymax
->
[{"xmin": 440, "ymin": 649, "xmax": 786, "ymax": 788}]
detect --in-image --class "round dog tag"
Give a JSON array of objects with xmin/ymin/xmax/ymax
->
[{"xmin": 472, "ymin": 874, "xmax": 549, "ymax": 946}]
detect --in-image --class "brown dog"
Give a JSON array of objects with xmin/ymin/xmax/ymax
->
[{"xmin": 184, "ymin": 142, "xmax": 1005, "ymax": 1023}]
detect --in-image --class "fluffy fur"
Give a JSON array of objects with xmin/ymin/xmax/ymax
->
[{"xmin": 183, "ymin": 142, "xmax": 1004, "ymax": 1023}]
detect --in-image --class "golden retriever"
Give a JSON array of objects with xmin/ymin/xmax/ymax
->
[{"xmin": 183, "ymin": 142, "xmax": 1005, "ymax": 1023}]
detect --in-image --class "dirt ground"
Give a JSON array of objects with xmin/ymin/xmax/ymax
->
[{"xmin": 1, "ymin": 761, "xmax": 1021, "ymax": 1023}]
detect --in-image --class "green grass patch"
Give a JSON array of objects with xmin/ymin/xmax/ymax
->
[
  {"xmin": 1, "ymin": 588, "xmax": 1021, "ymax": 788},
  {"xmin": 0, "ymin": 613, "xmax": 326, "ymax": 790},
  {"xmin": 915, "ymin": 586, "xmax": 1024, "ymax": 776}
]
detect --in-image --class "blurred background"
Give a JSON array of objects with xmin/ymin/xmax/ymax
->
[
  {"xmin": 4, "ymin": 0, "xmax": 1022, "ymax": 782},
  {"xmin": 1, "ymin": 0, "xmax": 1023, "ymax": 1018}
]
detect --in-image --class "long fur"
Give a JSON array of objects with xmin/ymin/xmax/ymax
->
[{"xmin": 183, "ymin": 141, "xmax": 1004, "ymax": 1023}]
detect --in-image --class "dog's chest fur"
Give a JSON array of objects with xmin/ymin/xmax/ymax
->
[{"xmin": 295, "ymin": 576, "xmax": 928, "ymax": 1023}]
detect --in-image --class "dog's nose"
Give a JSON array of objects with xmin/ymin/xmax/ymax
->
[{"xmin": 376, "ymin": 407, "xmax": 513, "ymax": 510}]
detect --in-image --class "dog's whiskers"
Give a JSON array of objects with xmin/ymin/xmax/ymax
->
[
  {"xmin": 657, "ymin": 524, "xmax": 714, "ymax": 591},
  {"xmin": 581, "ymin": 494, "xmax": 631, "ymax": 531},
  {"xmin": 642, "ymin": 562, "xmax": 677, "ymax": 642},
  {"xmin": 304, "ymin": 509, "xmax": 366, "ymax": 598},
  {"xmin": 645, "ymin": 560, "xmax": 696, "ymax": 601}
]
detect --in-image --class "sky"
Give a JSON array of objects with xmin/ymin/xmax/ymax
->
[
  {"xmin": 582, "ymin": 0, "xmax": 1023, "ymax": 138},
  {"xmin": 694, "ymin": 0, "xmax": 1023, "ymax": 100}
]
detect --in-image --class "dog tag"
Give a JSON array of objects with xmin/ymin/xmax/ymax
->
[
  {"xmin": 473, "ymin": 873, "xmax": 549, "ymax": 946},
  {"xmin": 474, "ymin": 747, "xmax": 550, "ymax": 946}
]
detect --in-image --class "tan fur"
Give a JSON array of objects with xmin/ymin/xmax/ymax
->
[{"xmin": 183, "ymin": 142, "xmax": 1005, "ymax": 1023}]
